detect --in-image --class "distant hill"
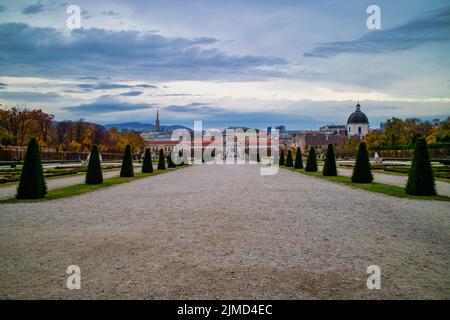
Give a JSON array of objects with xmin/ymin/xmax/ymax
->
[{"xmin": 104, "ymin": 122, "xmax": 191, "ymax": 132}]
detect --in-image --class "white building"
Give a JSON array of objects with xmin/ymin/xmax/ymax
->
[{"xmin": 346, "ymin": 103, "xmax": 369, "ymax": 139}]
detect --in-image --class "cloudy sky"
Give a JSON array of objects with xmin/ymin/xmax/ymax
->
[{"xmin": 0, "ymin": 0, "xmax": 449, "ymax": 129}]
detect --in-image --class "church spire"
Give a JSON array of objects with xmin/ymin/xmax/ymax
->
[{"xmin": 155, "ymin": 108, "xmax": 161, "ymax": 132}]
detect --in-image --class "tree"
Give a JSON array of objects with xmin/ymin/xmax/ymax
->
[
  {"xmin": 16, "ymin": 138, "xmax": 47, "ymax": 199},
  {"xmin": 120, "ymin": 144, "xmax": 134, "ymax": 177},
  {"xmin": 294, "ymin": 147, "xmax": 303, "ymax": 169},
  {"xmin": 351, "ymin": 142, "xmax": 373, "ymax": 183},
  {"xmin": 1, "ymin": 135, "xmax": 13, "ymax": 147},
  {"xmin": 285, "ymin": 149, "xmax": 293, "ymax": 167},
  {"xmin": 305, "ymin": 147, "xmax": 317, "ymax": 172},
  {"xmin": 322, "ymin": 144, "xmax": 337, "ymax": 176},
  {"xmin": 142, "ymin": 148, "xmax": 153, "ymax": 173},
  {"xmin": 406, "ymin": 138, "xmax": 436, "ymax": 196},
  {"xmin": 279, "ymin": 150, "xmax": 285, "ymax": 166},
  {"xmin": 157, "ymin": 149, "xmax": 166, "ymax": 170},
  {"xmin": 85, "ymin": 145, "xmax": 103, "ymax": 184},
  {"xmin": 167, "ymin": 151, "xmax": 176, "ymax": 168}
]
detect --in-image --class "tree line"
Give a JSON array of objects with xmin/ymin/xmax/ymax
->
[
  {"xmin": 0, "ymin": 105, "xmax": 145, "ymax": 153},
  {"xmin": 365, "ymin": 117, "xmax": 450, "ymax": 147}
]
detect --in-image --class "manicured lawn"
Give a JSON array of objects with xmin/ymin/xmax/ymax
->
[
  {"xmin": 0, "ymin": 166, "xmax": 184, "ymax": 203},
  {"xmin": 284, "ymin": 167, "xmax": 450, "ymax": 202}
]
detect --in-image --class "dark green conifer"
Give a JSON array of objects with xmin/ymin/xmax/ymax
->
[
  {"xmin": 16, "ymin": 138, "xmax": 47, "ymax": 199},
  {"xmin": 305, "ymin": 147, "xmax": 318, "ymax": 172},
  {"xmin": 141, "ymin": 148, "xmax": 153, "ymax": 173},
  {"xmin": 351, "ymin": 142, "xmax": 373, "ymax": 183},
  {"xmin": 120, "ymin": 144, "xmax": 134, "ymax": 177},
  {"xmin": 279, "ymin": 150, "xmax": 285, "ymax": 166},
  {"xmin": 85, "ymin": 145, "xmax": 103, "ymax": 184},
  {"xmin": 294, "ymin": 147, "xmax": 303, "ymax": 169},
  {"xmin": 285, "ymin": 149, "xmax": 294, "ymax": 167},
  {"xmin": 157, "ymin": 149, "xmax": 166, "ymax": 170},
  {"xmin": 406, "ymin": 138, "xmax": 436, "ymax": 195},
  {"xmin": 323, "ymin": 144, "xmax": 337, "ymax": 176}
]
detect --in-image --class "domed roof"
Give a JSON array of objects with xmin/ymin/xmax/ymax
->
[{"xmin": 347, "ymin": 103, "xmax": 369, "ymax": 124}]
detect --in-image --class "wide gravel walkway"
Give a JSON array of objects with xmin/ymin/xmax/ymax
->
[{"xmin": 0, "ymin": 164, "xmax": 449, "ymax": 299}]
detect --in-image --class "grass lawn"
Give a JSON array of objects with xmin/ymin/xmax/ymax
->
[
  {"xmin": 284, "ymin": 167, "xmax": 450, "ymax": 202},
  {"xmin": 0, "ymin": 166, "xmax": 185, "ymax": 203}
]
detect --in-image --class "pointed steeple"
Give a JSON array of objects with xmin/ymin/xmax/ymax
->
[{"xmin": 155, "ymin": 108, "xmax": 161, "ymax": 132}]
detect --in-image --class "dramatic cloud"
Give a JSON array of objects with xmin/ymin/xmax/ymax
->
[
  {"xmin": 22, "ymin": 2, "xmax": 45, "ymax": 15},
  {"xmin": 165, "ymin": 102, "xmax": 220, "ymax": 114},
  {"xmin": 77, "ymin": 82, "xmax": 157, "ymax": 91},
  {"xmin": 120, "ymin": 91, "xmax": 143, "ymax": 96},
  {"xmin": 0, "ymin": 4, "xmax": 7, "ymax": 13},
  {"xmin": 0, "ymin": 91, "xmax": 61, "ymax": 101},
  {"xmin": 0, "ymin": 23, "xmax": 287, "ymax": 80},
  {"xmin": 64, "ymin": 97, "xmax": 154, "ymax": 115},
  {"xmin": 305, "ymin": 6, "xmax": 450, "ymax": 58},
  {"xmin": 102, "ymin": 10, "xmax": 120, "ymax": 16},
  {"xmin": 0, "ymin": 82, "xmax": 7, "ymax": 89}
]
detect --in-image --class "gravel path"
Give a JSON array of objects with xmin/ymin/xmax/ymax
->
[
  {"xmin": 335, "ymin": 167, "xmax": 450, "ymax": 197},
  {"xmin": 1, "ymin": 164, "xmax": 449, "ymax": 299},
  {"xmin": 0, "ymin": 170, "xmax": 121, "ymax": 200}
]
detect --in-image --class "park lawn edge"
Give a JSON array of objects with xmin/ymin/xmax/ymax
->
[
  {"xmin": 0, "ymin": 166, "xmax": 186, "ymax": 203},
  {"xmin": 0, "ymin": 163, "xmax": 148, "ymax": 188},
  {"xmin": 283, "ymin": 167, "xmax": 450, "ymax": 202}
]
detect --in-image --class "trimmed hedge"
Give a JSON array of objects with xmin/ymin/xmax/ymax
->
[
  {"xmin": 16, "ymin": 138, "xmax": 47, "ymax": 199},
  {"xmin": 167, "ymin": 151, "xmax": 176, "ymax": 168},
  {"xmin": 142, "ymin": 148, "xmax": 153, "ymax": 173},
  {"xmin": 279, "ymin": 150, "xmax": 285, "ymax": 166},
  {"xmin": 120, "ymin": 144, "xmax": 134, "ymax": 177},
  {"xmin": 305, "ymin": 147, "xmax": 318, "ymax": 172},
  {"xmin": 351, "ymin": 142, "xmax": 373, "ymax": 183},
  {"xmin": 406, "ymin": 138, "xmax": 436, "ymax": 195},
  {"xmin": 322, "ymin": 144, "xmax": 337, "ymax": 176},
  {"xmin": 294, "ymin": 147, "xmax": 303, "ymax": 169},
  {"xmin": 157, "ymin": 149, "xmax": 166, "ymax": 170},
  {"xmin": 285, "ymin": 149, "xmax": 294, "ymax": 167},
  {"xmin": 85, "ymin": 145, "xmax": 103, "ymax": 184}
]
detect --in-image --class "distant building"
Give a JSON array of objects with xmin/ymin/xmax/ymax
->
[
  {"xmin": 319, "ymin": 124, "xmax": 346, "ymax": 136},
  {"xmin": 346, "ymin": 102, "xmax": 369, "ymax": 139},
  {"xmin": 294, "ymin": 131, "xmax": 347, "ymax": 155}
]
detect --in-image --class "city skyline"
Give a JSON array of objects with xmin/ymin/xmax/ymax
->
[{"xmin": 0, "ymin": 0, "xmax": 449, "ymax": 129}]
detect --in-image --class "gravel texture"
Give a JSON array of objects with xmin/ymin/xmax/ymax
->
[{"xmin": 0, "ymin": 164, "xmax": 449, "ymax": 299}]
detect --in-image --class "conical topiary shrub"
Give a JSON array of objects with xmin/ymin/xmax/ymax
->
[
  {"xmin": 85, "ymin": 145, "xmax": 103, "ymax": 184},
  {"xmin": 305, "ymin": 147, "xmax": 318, "ymax": 172},
  {"xmin": 323, "ymin": 144, "xmax": 337, "ymax": 176},
  {"xmin": 285, "ymin": 149, "xmax": 294, "ymax": 167},
  {"xmin": 406, "ymin": 138, "xmax": 436, "ymax": 195},
  {"xmin": 157, "ymin": 149, "xmax": 166, "ymax": 170},
  {"xmin": 352, "ymin": 142, "xmax": 373, "ymax": 183},
  {"xmin": 16, "ymin": 138, "xmax": 47, "ymax": 199},
  {"xmin": 141, "ymin": 148, "xmax": 153, "ymax": 173},
  {"xmin": 279, "ymin": 150, "xmax": 285, "ymax": 166},
  {"xmin": 167, "ymin": 151, "xmax": 176, "ymax": 168},
  {"xmin": 120, "ymin": 144, "xmax": 134, "ymax": 177},
  {"xmin": 294, "ymin": 147, "xmax": 303, "ymax": 169}
]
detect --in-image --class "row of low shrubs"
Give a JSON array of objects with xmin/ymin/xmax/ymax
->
[
  {"xmin": 14, "ymin": 138, "xmax": 185, "ymax": 199},
  {"xmin": 280, "ymin": 138, "xmax": 437, "ymax": 196},
  {"xmin": 370, "ymin": 143, "xmax": 450, "ymax": 151}
]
